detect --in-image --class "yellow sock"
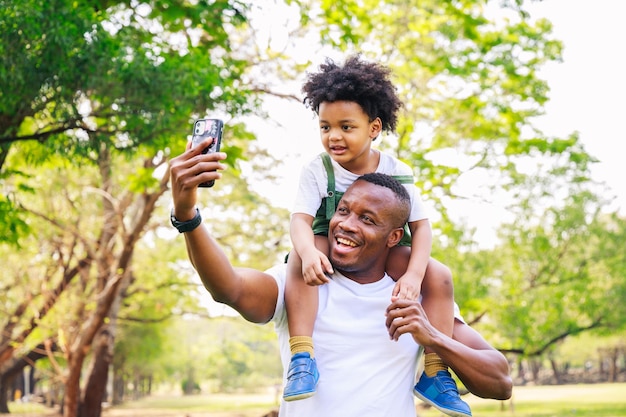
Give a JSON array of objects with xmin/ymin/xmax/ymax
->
[
  {"xmin": 289, "ymin": 336, "xmax": 314, "ymax": 358},
  {"xmin": 424, "ymin": 353, "xmax": 447, "ymax": 377}
]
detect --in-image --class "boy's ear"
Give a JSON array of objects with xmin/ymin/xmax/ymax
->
[{"xmin": 370, "ymin": 117, "xmax": 383, "ymax": 138}]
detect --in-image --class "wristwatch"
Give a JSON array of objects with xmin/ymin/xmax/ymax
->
[{"xmin": 170, "ymin": 207, "xmax": 202, "ymax": 233}]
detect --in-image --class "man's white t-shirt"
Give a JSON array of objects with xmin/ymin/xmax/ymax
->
[
  {"xmin": 268, "ymin": 264, "xmax": 421, "ymax": 417},
  {"xmin": 291, "ymin": 152, "xmax": 428, "ymax": 223}
]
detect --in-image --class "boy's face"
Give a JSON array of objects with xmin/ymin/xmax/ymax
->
[{"xmin": 318, "ymin": 101, "xmax": 382, "ymax": 173}]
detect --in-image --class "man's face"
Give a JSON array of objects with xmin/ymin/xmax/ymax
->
[{"xmin": 328, "ymin": 180, "xmax": 403, "ymax": 282}]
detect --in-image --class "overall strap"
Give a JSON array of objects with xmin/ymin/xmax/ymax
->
[
  {"xmin": 393, "ymin": 175, "xmax": 414, "ymax": 184},
  {"xmin": 320, "ymin": 153, "xmax": 336, "ymax": 220}
]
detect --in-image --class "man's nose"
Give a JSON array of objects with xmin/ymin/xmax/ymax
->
[{"xmin": 338, "ymin": 213, "xmax": 358, "ymax": 231}]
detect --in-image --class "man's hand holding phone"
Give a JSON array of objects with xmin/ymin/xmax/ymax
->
[{"xmin": 170, "ymin": 137, "xmax": 227, "ymax": 222}]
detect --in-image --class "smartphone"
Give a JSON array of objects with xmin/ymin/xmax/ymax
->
[{"xmin": 191, "ymin": 118, "xmax": 224, "ymax": 187}]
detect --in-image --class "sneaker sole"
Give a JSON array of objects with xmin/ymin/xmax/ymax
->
[
  {"xmin": 283, "ymin": 391, "xmax": 316, "ymax": 402},
  {"xmin": 413, "ymin": 389, "xmax": 472, "ymax": 417}
]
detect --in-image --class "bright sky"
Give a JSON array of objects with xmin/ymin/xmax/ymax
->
[
  {"xmin": 525, "ymin": 0, "xmax": 626, "ymax": 214},
  {"xmin": 243, "ymin": 0, "xmax": 626, "ymax": 246}
]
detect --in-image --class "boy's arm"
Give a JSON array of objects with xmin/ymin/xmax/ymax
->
[
  {"xmin": 290, "ymin": 213, "xmax": 332, "ymax": 284},
  {"xmin": 393, "ymin": 219, "xmax": 432, "ymax": 298},
  {"xmin": 289, "ymin": 213, "xmax": 317, "ymax": 259}
]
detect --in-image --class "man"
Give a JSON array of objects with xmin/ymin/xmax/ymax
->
[{"xmin": 169, "ymin": 142, "xmax": 512, "ymax": 417}]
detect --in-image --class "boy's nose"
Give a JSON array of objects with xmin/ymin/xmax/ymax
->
[{"xmin": 328, "ymin": 128, "xmax": 342, "ymax": 141}]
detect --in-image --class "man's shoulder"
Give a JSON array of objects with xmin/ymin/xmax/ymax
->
[
  {"xmin": 264, "ymin": 263, "xmax": 287, "ymax": 282},
  {"xmin": 262, "ymin": 264, "xmax": 287, "ymax": 325}
]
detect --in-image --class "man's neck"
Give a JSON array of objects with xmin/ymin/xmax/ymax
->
[{"xmin": 335, "ymin": 269, "xmax": 387, "ymax": 284}]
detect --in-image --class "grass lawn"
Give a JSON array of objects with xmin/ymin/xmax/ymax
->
[
  {"xmin": 421, "ymin": 383, "xmax": 626, "ymax": 417},
  {"xmin": 9, "ymin": 383, "xmax": 626, "ymax": 417}
]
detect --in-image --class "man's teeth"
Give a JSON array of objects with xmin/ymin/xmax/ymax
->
[{"xmin": 337, "ymin": 237, "xmax": 357, "ymax": 247}]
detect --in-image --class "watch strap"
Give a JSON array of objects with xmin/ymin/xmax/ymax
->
[{"xmin": 170, "ymin": 207, "xmax": 202, "ymax": 233}]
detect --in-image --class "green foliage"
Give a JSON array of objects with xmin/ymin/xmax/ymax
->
[
  {"xmin": 0, "ymin": 196, "xmax": 28, "ymax": 245},
  {"xmin": 490, "ymin": 191, "xmax": 626, "ymax": 356},
  {"xmin": 0, "ymin": 0, "xmax": 254, "ymax": 161}
]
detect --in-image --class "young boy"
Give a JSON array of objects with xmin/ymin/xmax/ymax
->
[{"xmin": 283, "ymin": 55, "xmax": 471, "ymax": 417}]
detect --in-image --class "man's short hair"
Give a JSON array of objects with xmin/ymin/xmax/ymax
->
[{"xmin": 355, "ymin": 173, "xmax": 411, "ymax": 227}]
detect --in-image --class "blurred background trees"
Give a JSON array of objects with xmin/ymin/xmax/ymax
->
[{"xmin": 1, "ymin": 0, "xmax": 624, "ymax": 416}]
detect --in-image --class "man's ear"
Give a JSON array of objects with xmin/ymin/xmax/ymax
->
[
  {"xmin": 370, "ymin": 117, "xmax": 382, "ymax": 139},
  {"xmin": 386, "ymin": 228, "xmax": 404, "ymax": 248}
]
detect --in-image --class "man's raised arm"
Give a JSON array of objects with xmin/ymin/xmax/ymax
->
[{"xmin": 169, "ymin": 141, "xmax": 279, "ymax": 324}]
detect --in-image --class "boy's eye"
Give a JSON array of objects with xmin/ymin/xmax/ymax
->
[{"xmin": 320, "ymin": 126, "xmax": 329, "ymax": 131}]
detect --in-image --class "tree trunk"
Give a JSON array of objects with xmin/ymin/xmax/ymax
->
[
  {"xmin": 111, "ymin": 366, "xmax": 124, "ymax": 405},
  {"xmin": 80, "ymin": 254, "xmax": 131, "ymax": 417},
  {"xmin": 10, "ymin": 370, "xmax": 24, "ymax": 401},
  {"xmin": 516, "ymin": 357, "xmax": 526, "ymax": 384},
  {"xmin": 0, "ymin": 376, "xmax": 11, "ymax": 414},
  {"xmin": 549, "ymin": 357, "xmax": 562, "ymax": 384},
  {"xmin": 64, "ymin": 352, "xmax": 87, "ymax": 417},
  {"xmin": 608, "ymin": 347, "xmax": 618, "ymax": 382},
  {"xmin": 80, "ymin": 327, "xmax": 114, "ymax": 417},
  {"xmin": 529, "ymin": 357, "xmax": 542, "ymax": 383}
]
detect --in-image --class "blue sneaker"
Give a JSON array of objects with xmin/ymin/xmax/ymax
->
[
  {"xmin": 413, "ymin": 370, "xmax": 472, "ymax": 417},
  {"xmin": 282, "ymin": 352, "xmax": 319, "ymax": 401}
]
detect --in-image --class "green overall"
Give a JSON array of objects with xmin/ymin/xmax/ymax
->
[{"xmin": 311, "ymin": 153, "xmax": 414, "ymax": 246}]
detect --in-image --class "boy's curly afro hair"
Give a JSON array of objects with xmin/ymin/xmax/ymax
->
[{"xmin": 301, "ymin": 55, "xmax": 403, "ymax": 133}]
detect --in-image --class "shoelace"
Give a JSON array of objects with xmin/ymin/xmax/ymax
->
[{"xmin": 438, "ymin": 372, "xmax": 460, "ymax": 394}]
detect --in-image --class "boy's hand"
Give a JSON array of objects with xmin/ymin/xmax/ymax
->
[
  {"xmin": 392, "ymin": 274, "xmax": 422, "ymax": 300},
  {"xmin": 301, "ymin": 249, "xmax": 333, "ymax": 286}
]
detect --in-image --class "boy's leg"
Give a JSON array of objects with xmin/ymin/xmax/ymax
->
[
  {"xmin": 286, "ymin": 248, "xmax": 318, "ymax": 352},
  {"xmin": 413, "ymin": 258, "xmax": 471, "ymax": 417},
  {"xmin": 385, "ymin": 245, "xmax": 411, "ymax": 281},
  {"xmin": 282, "ymin": 235, "xmax": 328, "ymax": 401}
]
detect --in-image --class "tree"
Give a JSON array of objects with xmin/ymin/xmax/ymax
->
[
  {"xmin": 485, "ymin": 150, "xmax": 626, "ymax": 379},
  {"xmin": 0, "ymin": 0, "xmax": 253, "ymax": 241},
  {"xmin": 0, "ymin": 0, "xmax": 262, "ymax": 414}
]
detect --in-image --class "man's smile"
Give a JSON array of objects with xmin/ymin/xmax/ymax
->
[{"xmin": 336, "ymin": 236, "xmax": 357, "ymax": 247}]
